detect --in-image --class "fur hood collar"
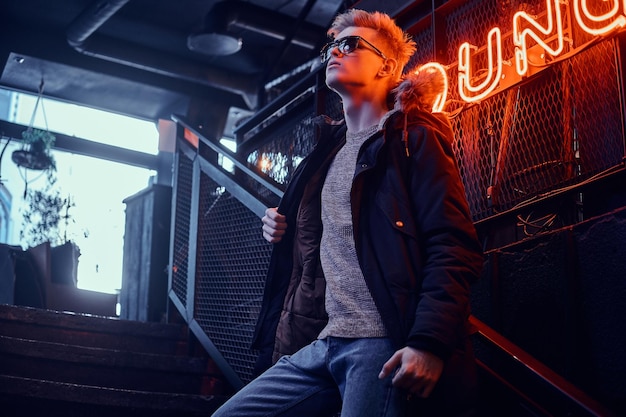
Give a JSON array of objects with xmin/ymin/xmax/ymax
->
[
  {"xmin": 391, "ymin": 65, "xmax": 452, "ymax": 155},
  {"xmin": 393, "ymin": 65, "xmax": 446, "ymax": 115}
]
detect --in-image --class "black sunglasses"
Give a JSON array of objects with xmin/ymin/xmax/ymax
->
[{"xmin": 320, "ymin": 35, "xmax": 387, "ymax": 63}]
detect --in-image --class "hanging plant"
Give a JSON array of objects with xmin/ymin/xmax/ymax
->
[
  {"xmin": 13, "ymin": 79, "xmax": 81, "ymax": 262},
  {"xmin": 12, "ymin": 127, "xmax": 56, "ymax": 171},
  {"xmin": 12, "ymin": 79, "xmax": 56, "ymax": 172},
  {"xmin": 22, "ymin": 127, "xmax": 56, "ymax": 149}
]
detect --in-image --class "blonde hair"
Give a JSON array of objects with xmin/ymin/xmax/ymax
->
[{"xmin": 327, "ymin": 9, "xmax": 417, "ymax": 81}]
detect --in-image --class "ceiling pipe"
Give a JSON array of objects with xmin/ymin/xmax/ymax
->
[
  {"xmin": 66, "ymin": 0, "xmax": 130, "ymax": 46},
  {"xmin": 197, "ymin": 0, "xmax": 323, "ymax": 51},
  {"xmin": 262, "ymin": 0, "xmax": 320, "ymax": 83},
  {"xmin": 66, "ymin": 0, "xmax": 260, "ymax": 109}
]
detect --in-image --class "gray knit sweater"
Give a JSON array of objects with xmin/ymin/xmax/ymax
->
[{"xmin": 318, "ymin": 123, "xmax": 387, "ymax": 339}]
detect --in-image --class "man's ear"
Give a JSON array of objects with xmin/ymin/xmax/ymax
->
[{"xmin": 378, "ymin": 58, "xmax": 398, "ymax": 78}]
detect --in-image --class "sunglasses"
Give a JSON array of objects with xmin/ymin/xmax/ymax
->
[{"xmin": 320, "ymin": 35, "xmax": 387, "ymax": 63}]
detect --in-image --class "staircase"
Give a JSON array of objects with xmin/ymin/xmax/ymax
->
[{"xmin": 0, "ymin": 304, "xmax": 231, "ymax": 417}]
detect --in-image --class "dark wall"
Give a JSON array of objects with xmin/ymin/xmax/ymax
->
[{"xmin": 472, "ymin": 205, "xmax": 626, "ymax": 414}]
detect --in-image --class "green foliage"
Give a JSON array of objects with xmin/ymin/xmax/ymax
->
[
  {"xmin": 21, "ymin": 127, "xmax": 56, "ymax": 148},
  {"xmin": 19, "ymin": 170, "xmax": 75, "ymax": 248},
  {"xmin": 15, "ymin": 127, "xmax": 57, "ymax": 172}
]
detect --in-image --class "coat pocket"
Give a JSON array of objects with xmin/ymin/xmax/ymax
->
[{"xmin": 375, "ymin": 187, "xmax": 418, "ymax": 240}]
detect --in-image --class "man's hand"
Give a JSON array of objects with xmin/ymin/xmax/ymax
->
[
  {"xmin": 262, "ymin": 207, "xmax": 287, "ymax": 243},
  {"xmin": 378, "ymin": 347, "xmax": 444, "ymax": 398}
]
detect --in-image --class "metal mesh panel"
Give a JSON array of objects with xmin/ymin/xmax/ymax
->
[
  {"xmin": 246, "ymin": 112, "xmax": 318, "ymax": 185},
  {"xmin": 568, "ymin": 41, "xmax": 624, "ymax": 175},
  {"xmin": 245, "ymin": 76, "xmax": 345, "ymax": 188},
  {"xmin": 194, "ymin": 171, "xmax": 272, "ymax": 384},
  {"xmin": 171, "ymin": 149, "xmax": 193, "ymax": 306},
  {"xmin": 443, "ymin": 0, "xmax": 501, "ymax": 65},
  {"xmin": 324, "ymin": 87, "xmax": 344, "ymax": 121},
  {"xmin": 409, "ymin": 0, "xmax": 625, "ymax": 221},
  {"xmin": 406, "ymin": 24, "xmax": 434, "ymax": 69},
  {"xmin": 570, "ymin": 0, "xmax": 613, "ymax": 47}
]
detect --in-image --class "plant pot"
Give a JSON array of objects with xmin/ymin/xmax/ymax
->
[
  {"xmin": 11, "ymin": 141, "xmax": 54, "ymax": 170},
  {"xmin": 51, "ymin": 241, "xmax": 81, "ymax": 286}
]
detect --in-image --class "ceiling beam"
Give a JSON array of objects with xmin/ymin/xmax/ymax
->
[
  {"xmin": 0, "ymin": 120, "xmax": 159, "ymax": 171},
  {"xmin": 0, "ymin": 23, "xmax": 249, "ymax": 112}
]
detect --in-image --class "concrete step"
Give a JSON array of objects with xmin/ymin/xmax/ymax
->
[
  {"xmin": 0, "ymin": 335, "xmax": 224, "ymax": 394},
  {"xmin": 0, "ymin": 374, "xmax": 227, "ymax": 417},
  {"xmin": 0, "ymin": 304, "xmax": 188, "ymax": 355},
  {"xmin": 0, "ymin": 304, "xmax": 232, "ymax": 415}
]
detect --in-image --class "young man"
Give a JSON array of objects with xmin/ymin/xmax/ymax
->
[{"xmin": 212, "ymin": 9, "xmax": 483, "ymax": 417}]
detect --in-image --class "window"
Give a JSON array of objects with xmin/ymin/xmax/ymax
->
[{"xmin": 0, "ymin": 89, "xmax": 158, "ymax": 294}]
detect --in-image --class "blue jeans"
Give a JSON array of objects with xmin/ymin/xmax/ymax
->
[{"xmin": 211, "ymin": 337, "xmax": 409, "ymax": 417}]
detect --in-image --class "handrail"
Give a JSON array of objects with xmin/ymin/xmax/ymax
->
[
  {"xmin": 171, "ymin": 114, "xmax": 284, "ymax": 199},
  {"xmin": 469, "ymin": 315, "xmax": 615, "ymax": 417},
  {"xmin": 233, "ymin": 65, "xmax": 322, "ymax": 142}
]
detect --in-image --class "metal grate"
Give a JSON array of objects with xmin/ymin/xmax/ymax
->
[
  {"xmin": 406, "ymin": 23, "xmax": 434, "ymax": 70},
  {"xmin": 408, "ymin": 0, "xmax": 625, "ymax": 221},
  {"xmin": 194, "ymin": 172, "xmax": 272, "ymax": 384},
  {"xmin": 170, "ymin": 150, "xmax": 193, "ymax": 307},
  {"xmin": 443, "ymin": 0, "xmax": 501, "ymax": 65},
  {"xmin": 246, "ymin": 112, "xmax": 318, "ymax": 185},
  {"xmin": 244, "ymin": 77, "xmax": 343, "ymax": 187}
]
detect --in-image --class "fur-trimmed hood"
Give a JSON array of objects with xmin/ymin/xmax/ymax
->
[
  {"xmin": 393, "ymin": 64, "xmax": 447, "ymax": 115},
  {"xmin": 390, "ymin": 65, "xmax": 453, "ymax": 154}
]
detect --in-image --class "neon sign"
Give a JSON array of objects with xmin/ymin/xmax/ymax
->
[
  {"xmin": 416, "ymin": 0, "xmax": 626, "ymax": 109},
  {"xmin": 574, "ymin": 0, "xmax": 626, "ymax": 35},
  {"xmin": 458, "ymin": 27, "xmax": 503, "ymax": 103},
  {"xmin": 513, "ymin": 0, "xmax": 565, "ymax": 76}
]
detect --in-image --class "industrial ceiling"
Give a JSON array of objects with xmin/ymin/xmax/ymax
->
[{"xmin": 0, "ymin": 0, "xmax": 414, "ymax": 138}]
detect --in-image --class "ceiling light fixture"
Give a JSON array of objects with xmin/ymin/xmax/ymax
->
[{"xmin": 187, "ymin": 32, "xmax": 242, "ymax": 56}]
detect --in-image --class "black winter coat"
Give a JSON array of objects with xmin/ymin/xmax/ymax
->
[{"xmin": 252, "ymin": 70, "xmax": 484, "ymax": 416}]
